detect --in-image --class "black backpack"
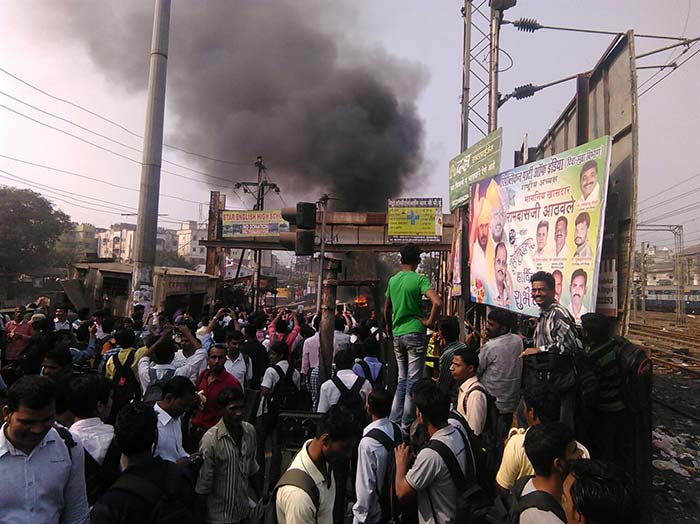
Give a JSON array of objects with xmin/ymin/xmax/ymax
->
[
  {"xmin": 267, "ymin": 364, "xmax": 300, "ymax": 414},
  {"xmin": 462, "ymin": 384, "xmax": 501, "ymax": 498},
  {"xmin": 143, "ymin": 368, "xmax": 176, "ymax": 403},
  {"xmin": 426, "ymin": 428, "xmax": 494, "ymax": 524},
  {"xmin": 365, "ymin": 423, "xmax": 403, "ymax": 523},
  {"xmin": 249, "ymin": 468, "xmax": 320, "ymax": 524},
  {"xmin": 358, "ymin": 359, "xmax": 386, "ymax": 389},
  {"xmin": 109, "ymin": 462, "xmax": 195, "ymax": 524},
  {"xmin": 612, "ymin": 336, "xmax": 652, "ymax": 412},
  {"xmin": 331, "ymin": 375, "xmax": 368, "ymax": 426},
  {"xmin": 84, "ymin": 438, "xmax": 121, "ymax": 506},
  {"xmin": 509, "ymin": 475, "xmax": 567, "ymax": 524},
  {"xmin": 109, "ymin": 350, "xmax": 141, "ymax": 422}
]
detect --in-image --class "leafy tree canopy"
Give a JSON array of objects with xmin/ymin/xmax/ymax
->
[{"xmin": 0, "ymin": 187, "xmax": 72, "ymax": 274}]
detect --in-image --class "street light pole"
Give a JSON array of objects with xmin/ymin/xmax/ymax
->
[
  {"xmin": 131, "ymin": 0, "xmax": 171, "ymax": 313},
  {"xmin": 316, "ymin": 194, "xmax": 329, "ymax": 314}
]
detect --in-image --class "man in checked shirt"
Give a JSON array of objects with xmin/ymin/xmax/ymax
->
[{"xmin": 520, "ymin": 271, "xmax": 583, "ymax": 431}]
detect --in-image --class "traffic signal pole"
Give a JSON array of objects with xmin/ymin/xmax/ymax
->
[
  {"xmin": 131, "ymin": 0, "xmax": 171, "ymax": 313},
  {"xmin": 316, "ymin": 194, "xmax": 329, "ymax": 314}
]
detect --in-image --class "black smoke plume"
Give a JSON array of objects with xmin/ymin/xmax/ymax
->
[{"xmin": 38, "ymin": 1, "xmax": 427, "ymax": 211}]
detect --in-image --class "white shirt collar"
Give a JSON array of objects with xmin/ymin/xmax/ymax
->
[
  {"xmin": 362, "ymin": 417, "xmax": 393, "ymax": 437},
  {"xmin": 459, "ymin": 376, "xmax": 480, "ymax": 393},
  {"xmin": 0, "ymin": 423, "xmax": 56, "ymax": 458},
  {"xmin": 154, "ymin": 402, "xmax": 174, "ymax": 425},
  {"xmin": 71, "ymin": 417, "xmax": 107, "ymax": 431}
]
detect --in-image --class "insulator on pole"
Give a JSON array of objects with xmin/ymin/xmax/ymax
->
[{"xmin": 513, "ymin": 18, "xmax": 542, "ymax": 33}]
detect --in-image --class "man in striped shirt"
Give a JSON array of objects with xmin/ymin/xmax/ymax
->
[
  {"xmin": 580, "ymin": 313, "xmax": 632, "ymax": 472},
  {"xmin": 197, "ymin": 387, "xmax": 259, "ymax": 524},
  {"xmin": 521, "ymin": 271, "xmax": 583, "ymax": 431}
]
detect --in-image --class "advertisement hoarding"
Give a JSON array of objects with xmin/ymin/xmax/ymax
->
[
  {"xmin": 387, "ymin": 198, "xmax": 443, "ymax": 244},
  {"xmin": 221, "ymin": 210, "xmax": 289, "ymax": 238},
  {"xmin": 468, "ymin": 135, "xmax": 612, "ymax": 321},
  {"xmin": 448, "ymin": 128, "xmax": 502, "ymax": 211}
]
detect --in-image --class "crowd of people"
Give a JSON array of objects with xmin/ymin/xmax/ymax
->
[{"xmin": 0, "ymin": 243, "xmax": 645, "ymax": 524}]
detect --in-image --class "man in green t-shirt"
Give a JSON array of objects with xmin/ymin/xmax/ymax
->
[{"xmin": 383, "ymin": 243, "xmax": 442, "ymax": 435}]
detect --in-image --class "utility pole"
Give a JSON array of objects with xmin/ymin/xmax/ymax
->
[
  {"xmin": 641, "ymin": 241, "xmax": 647, "ymax": 324},
  {"xmin": 234, "ymin": 156, "xmax": 279, "ymax": 311},
  {"xmin": 131, "ymin": 0, "xmax": 171, "ymax": 313},
  {"xmin": 319, "ymin": 259, "xmax": 338, "ymax": 383},
  {"xmin": 488, "ymin": 4, "xmax": 501, "ymax": 132},
  {"xmin": 316, "ymin": 194, "xmax": 329, "ymax": 314}
]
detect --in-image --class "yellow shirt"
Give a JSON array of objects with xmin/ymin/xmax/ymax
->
[
  {"xmin": 496, "ymin": 427, "xmax": 591, "ymax": 490},
  {"xmin": 105, "ymin": 346, "xmax": 149, "ymax": 380}
]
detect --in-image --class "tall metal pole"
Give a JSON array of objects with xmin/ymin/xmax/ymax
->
[
  {"xmin": 316, "ymin": 194, "xmax": 329, "ymax": 314},
  {"xmin": 455, "ymin": 0, "xmax": 473, "ymax": 340},
  {"xmin": 641, "ymin": 241, "xmax": 647, "ymax": 323},
  {"xmin": 131, "ymin": 0, "xmax": 171, "ymax": 313},
  {"xmin": 488, "ymin": 5, "xmax": 501, "ymax": 133},
  {"xmin": 252, "ymin": 156, "xmax": 265, "ymax": 310}
]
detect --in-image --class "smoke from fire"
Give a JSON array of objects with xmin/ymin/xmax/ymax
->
[{"xmin": 35, "ymin": 1, "xmax": 428, "ymax": 211}]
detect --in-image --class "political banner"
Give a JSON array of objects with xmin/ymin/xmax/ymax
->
[
  {"xmin": 448, "ymin": 128, "xmax": 502, "ymax": 211},
  {"xmin": 221, "ymin": 210, "xmax": 289, "ymax": 238},
  {"xmin": 468, "ymin": 135, "xmax": 612, "ymax": 321},
  {"xmin": 387, "ymin": 198, "xmax": 443, "ymax": 244}
]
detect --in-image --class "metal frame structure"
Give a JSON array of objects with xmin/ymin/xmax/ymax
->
[{"xmin": 636, "ymin": 223, "xmax": 685, "ymax": 324}]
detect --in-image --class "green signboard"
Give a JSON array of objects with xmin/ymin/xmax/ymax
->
[{"xmin": 448, "ymin": 128, "xmax": 502, "ymax": 211}]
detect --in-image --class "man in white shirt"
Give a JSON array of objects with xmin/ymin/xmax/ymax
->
[
  {"xmin": 54, "ymin": 305, "xmax": 72, "ymax": 332},
  {"xmin": 317, "ymin": 349, "xmax": 372, "ymax": 413},
  {"xmin": 450, "ymin": 348, "xmax": 487, "ymax": 436},
  {"xmin": 567, "ymin": 269, "xmax": 589, "ymax": 325},
  {"xmin": 516, "ymin": 422, "xmax": 575, "ymax": 524},
  {"xmin": 353, "ymin": 389, "xmax": 401, "ymax": 524},
  {"xmin": 395, "ymin": 380, "xmax": 470, "ymax": 524},
  {"xmin": 577, "ymin": 160, "xmax": 600, "ymax": 205},
  {"xmin": 276, "ymin": 405, "xmax": 358, "ymax": 524},
  {"xmin": 67, "ymin": 374, "xmax": 121, "ymax": 505},
  {"xmin": 255, "ymin": 341, "xmax": 301, "ymax": 494},
  {"xmin": 154, "ymin": 376, "xmax": 198, "ymax": 463},
  {"xmin": 136, "ymin": 328, "xmax": 179, "ymax": 398},
  {"xmin": 1, "ymin": 375, "xmax": 89, "ymax": 524},
  {"xmin": 223, "ymin": 332, "xmax": 253, "ymax": 390}
]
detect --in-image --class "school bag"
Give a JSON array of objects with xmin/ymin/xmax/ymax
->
[
  {"xmin": 109, "ymin": 461, "xmax": 195, "ymax": 523},
  {"xmin": 143, "ymin": 368, "xmax": 177, "ymax": 403},
  {"xmin": 484, "ymin": 473, "xmax": 568, "ymax": 524},
  {"xmin": 425, "ymin": 427, "xmax": 494, "ymax": 524},
  {"xmin": 612, "ymin": 336, "xmax": 652, "ymax": 412},
  {"xmin": 109, "ymin": 350, "xmax": 141, "ymax": 422},
  {"xmin": 365, "ymin": 422, "xmax": 403, "ymax": 523},
  {"xmin": 462, "ymin": 384, "xmax": 501, "ymax": 498},
  {"xmin": 331, "ymin": 375, "xmax": 368, "ymax": 426},
  {"xmin": 249, "ymin": 468, "xmax": 320, "ymax": 524},
  {"xmin": 267, "ymin": 364, "xmax": 300, "ymax": 414},
  {"xmin": 358, "ymin": 359, "xmax": 386, "ymax": 389}
]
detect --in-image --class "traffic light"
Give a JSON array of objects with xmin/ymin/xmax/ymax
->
[{"xmin": 280, "ymin": 202, "xmax": 317, "ymax": 256}]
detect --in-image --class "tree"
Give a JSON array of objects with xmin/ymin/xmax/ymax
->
[
  {"xmin": 155, "ymin": 250, "xmax": 196, "ymax": 270},
  {"xmin": 0, "ymin": 187, "xmax": 72, "ymax": 274}
]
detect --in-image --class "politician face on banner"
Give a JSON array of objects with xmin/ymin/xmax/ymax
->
[{"xmin": 468, "ymin": 135, "xmax": 611, "ymax": 319}]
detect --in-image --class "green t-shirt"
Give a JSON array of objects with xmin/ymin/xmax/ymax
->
[{"xmin": 386, "ymin": 270, "xmax": 432, "ymax": 336}]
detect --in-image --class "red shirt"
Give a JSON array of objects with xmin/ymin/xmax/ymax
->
[
  {"xmin": 4, "ymin": 320, "xmax": 33, "ymax": 361},
  {"xmin": 192, "ymin": 368, "xmax": 241, "ymax": 430}
]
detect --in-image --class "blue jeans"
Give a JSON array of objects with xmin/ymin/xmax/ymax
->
[{"xmin": 390, "ymin": 333, "xmax": 427, "ymax": 435}]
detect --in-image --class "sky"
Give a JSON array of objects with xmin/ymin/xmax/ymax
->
[{"xmin": 0, "ymin": 0, "xmax": 698, "ymax": 251}]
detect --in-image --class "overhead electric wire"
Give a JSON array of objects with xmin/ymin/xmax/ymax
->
[
  {"xmin": 0, "ymin": 95, "xmax": 239, "ymax": 184},
  {"xmin": 0, "ymin": 166, "xmax": 189, "ymax": 225},
  {"xmin": 638, "ymin": 171, "xmax": 700, "ymax": 205},
  {"xmin": 637, "ymin": 186, "xmax": 700, "ymax": 215},
  {"xmin": 0, "ymin": 152, "xmax": 204, "ymax": 205},
  {"xmin": 0, "ymin": 65, "xmax": 251, "ymax": 167},
  {"xmin": 639, "ymin": 42, "xmax": 700, "ymax": 97},
  {"xmin": 0, "ymin": 102, "xmax": 234, "ymax": 189}
]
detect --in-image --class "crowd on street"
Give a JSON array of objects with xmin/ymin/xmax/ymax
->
[{"xmin": 0, "ymin": 243, "xmax": 644, "ymax": 524}]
